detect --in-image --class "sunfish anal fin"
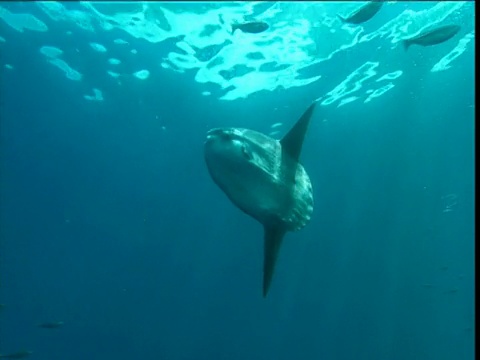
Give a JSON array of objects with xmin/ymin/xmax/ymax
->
[
  {"xmin": 263, "ymin": 225, "xmax": 286, "ymax": 297},
  {"xmin": 280, "ymin": 101, "xmax": 316, "ymax": 162}
]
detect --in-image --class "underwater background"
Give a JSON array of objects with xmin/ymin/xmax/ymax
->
[{"xmin": 0, "ymin": 2, "xmax": 475, "ymax": 360}]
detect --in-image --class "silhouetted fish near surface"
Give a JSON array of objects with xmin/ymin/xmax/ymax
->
[
  {"xmin": 337, "ymin": 1, "xmax": 384, "ymax": 25},
  {"xmin": 38, "ymin": 321, "xmax": 64, "ymax": 329},
  {"xmin": 0, "ymin": 351, "xmax": 33, "ymax": 359},
  {"xmin": 204, "ymin": 102, "xmax": 317, "ymax": 297},
  {"xmin": 402, "ymin": 24, "xmax": 461, "ymax": 51},
  {"xmin": 231, "ymin": 21, "xmax": 269, "ymax": 34}
]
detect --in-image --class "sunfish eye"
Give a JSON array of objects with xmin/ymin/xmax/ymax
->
[
  {"xmin": 241, "ymin": 145, "xmax": 253, "ymax": 161},
  {"xmin": 217, "ymin": 131, "xmax": 234, "ymax": 141}
]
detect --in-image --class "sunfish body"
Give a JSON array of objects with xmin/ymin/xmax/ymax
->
[
  {"xmin": 402, "ymin": 24, "xmax": 461, "ymax": 51},
  {"xmin": 337, "ymin": 1, "xmax": 384, "ymax": 25},
  {"xmin": 204, "ymin": 102, "xmax": 316, "ymax": 297},
  {"xmin": 232, "ymin": 21, "xmax": 269, "ymax": 34}
]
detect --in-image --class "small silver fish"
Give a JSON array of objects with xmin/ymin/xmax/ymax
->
[
  {"xmin": 0, "ymin": 350, "xmax": 33, "ymax": 359},
  {"xmin": 231, "ymin": 21, "xmax": 269, "ymax": 34},
  {"xmin": 337, "ymin": 1, "xmax": 384, "ymax": 25},
  {"xmin": 38, "ymin": 321, "xmax": 64, "ymax": 329},
  {"xmin": 402, "ymin": 24, "xmax": 461, "ymax": 51}
]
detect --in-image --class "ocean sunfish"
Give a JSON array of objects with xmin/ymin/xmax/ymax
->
[
  {"xmin": 337, "ymin": 1, "xmax": 384, "ymax": 25},
  {"xmin": 204, "ymin": 102, "xmax": 317, "ymax": 297},
  {"xmin": 402, "ymin": 24, "xmax": 461, "ymax": 51}
]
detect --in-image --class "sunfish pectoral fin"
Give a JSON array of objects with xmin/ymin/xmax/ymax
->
[
  {"xmin": 263, "ymin": 226, "xmax": 286, "ymax": 297},
  {"xmin": 280, "ymin": 101, "xmax": 317, "ymax": 162}
]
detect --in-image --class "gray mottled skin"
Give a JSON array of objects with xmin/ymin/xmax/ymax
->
[
  {"xmin": 205, "ymin": 128, "xmax": 313, "ymax": 230},
  {"xmin": 204, "ymin": 102, "xmax": 316, "ymax": 296}
]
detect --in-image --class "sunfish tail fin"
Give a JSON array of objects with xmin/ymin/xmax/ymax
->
[
  {"xmin": 280, "ymin": 101, "xmax": 316, "ymax": 162},
  {"xmin": 263, "ymin": 226, "xmax": 285, "ymax": 297}
]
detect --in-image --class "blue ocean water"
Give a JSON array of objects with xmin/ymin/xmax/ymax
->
[{"xmin": 0, "ymin": 2, "xmax": 475, "ymax": 360}]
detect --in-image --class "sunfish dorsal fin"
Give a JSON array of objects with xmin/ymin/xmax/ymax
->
[
  {"xmin": 263, "ymin": 225, "xmax": 286, "ymax": 297},
  {"xmin": 337, "ymin": 14, "xmax": 347, "ymax": 23},
  {"xmin": 280, "ymin": 102, "xmax": 317, "ymax": 162}
]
